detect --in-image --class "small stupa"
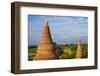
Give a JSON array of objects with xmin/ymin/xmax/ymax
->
[
  {"xmin": 76, "ymin": 36, "xmax": 82, "ymax": 58},
  {"xmin": 34, "ymin": 20, "xmax": 56, "ymax": 60}
]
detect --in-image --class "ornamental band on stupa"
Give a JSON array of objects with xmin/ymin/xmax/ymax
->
[{"xmin": 34, "ymin": 20, "xmax": 56, "ymax": 60}]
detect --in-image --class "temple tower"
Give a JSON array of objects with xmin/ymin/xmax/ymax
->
[
  {"xmin": 76, "ymin": 36, "xmax": 82, "ymax": 58},
  {"xmin": 34, "ymin": 20, "xmax": 56, "ymax": 60}
]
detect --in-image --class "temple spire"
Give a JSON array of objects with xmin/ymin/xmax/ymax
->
[
  {"xmin": 34, "ymin": 20, "xmax": 56, "ymax": 60},
  {"xmin": 44, "ymin": 20, "xmax": 48, "ymax": 26},
  {"xmin": 76, "ymin": 35, "xmax": 82, "ymax": 58}
]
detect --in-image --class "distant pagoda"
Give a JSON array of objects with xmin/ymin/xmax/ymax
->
[
  {"xmin": 34, "ymin": 20, "xmax": 56, "ymax": 60},
  {"xmin": 76, "ymin": 36, "xmax": 83, "ymax": 58}
]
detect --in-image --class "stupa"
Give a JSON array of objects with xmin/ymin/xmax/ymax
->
[
  {"xmin": 34, "ymin": 20, "xmax": 56, "ymax": 60},
  {"xmin": 76, "ymin": 36, "xmax": 82, "ymax": 58}
]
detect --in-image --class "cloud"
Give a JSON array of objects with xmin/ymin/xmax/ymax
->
[{"xmin": 28, "ymin": 15, "xmax": 88, "ymax": 45}]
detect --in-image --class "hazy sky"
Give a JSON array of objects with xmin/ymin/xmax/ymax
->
[{"xmin": 28, "ymin": 15, "xmax": 88, "ymax": 46}]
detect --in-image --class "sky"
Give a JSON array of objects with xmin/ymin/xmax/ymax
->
[{"xmin": 28, "ymin": 15, "xmax": 88, "ymax": 46}]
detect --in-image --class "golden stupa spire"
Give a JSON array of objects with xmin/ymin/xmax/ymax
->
[
  {"xmin": 34, "ymin": 20, "xmax": 56, "ymax": 60},
  {"xmin": 76, "ymin": 35, "xmax": 82, "ymax": 58}
]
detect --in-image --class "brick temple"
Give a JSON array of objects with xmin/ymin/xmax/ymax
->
[
  {"xmin": 34, "ymin": 20, "xmax": 56, "ymax": 60},
  {"xmin": 76, "ymin": 36, "xmax": 83, "ymax": 58},
  {"xmin": 33, "ymin": 20, "xmax": 83, "ymax": 60}
]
